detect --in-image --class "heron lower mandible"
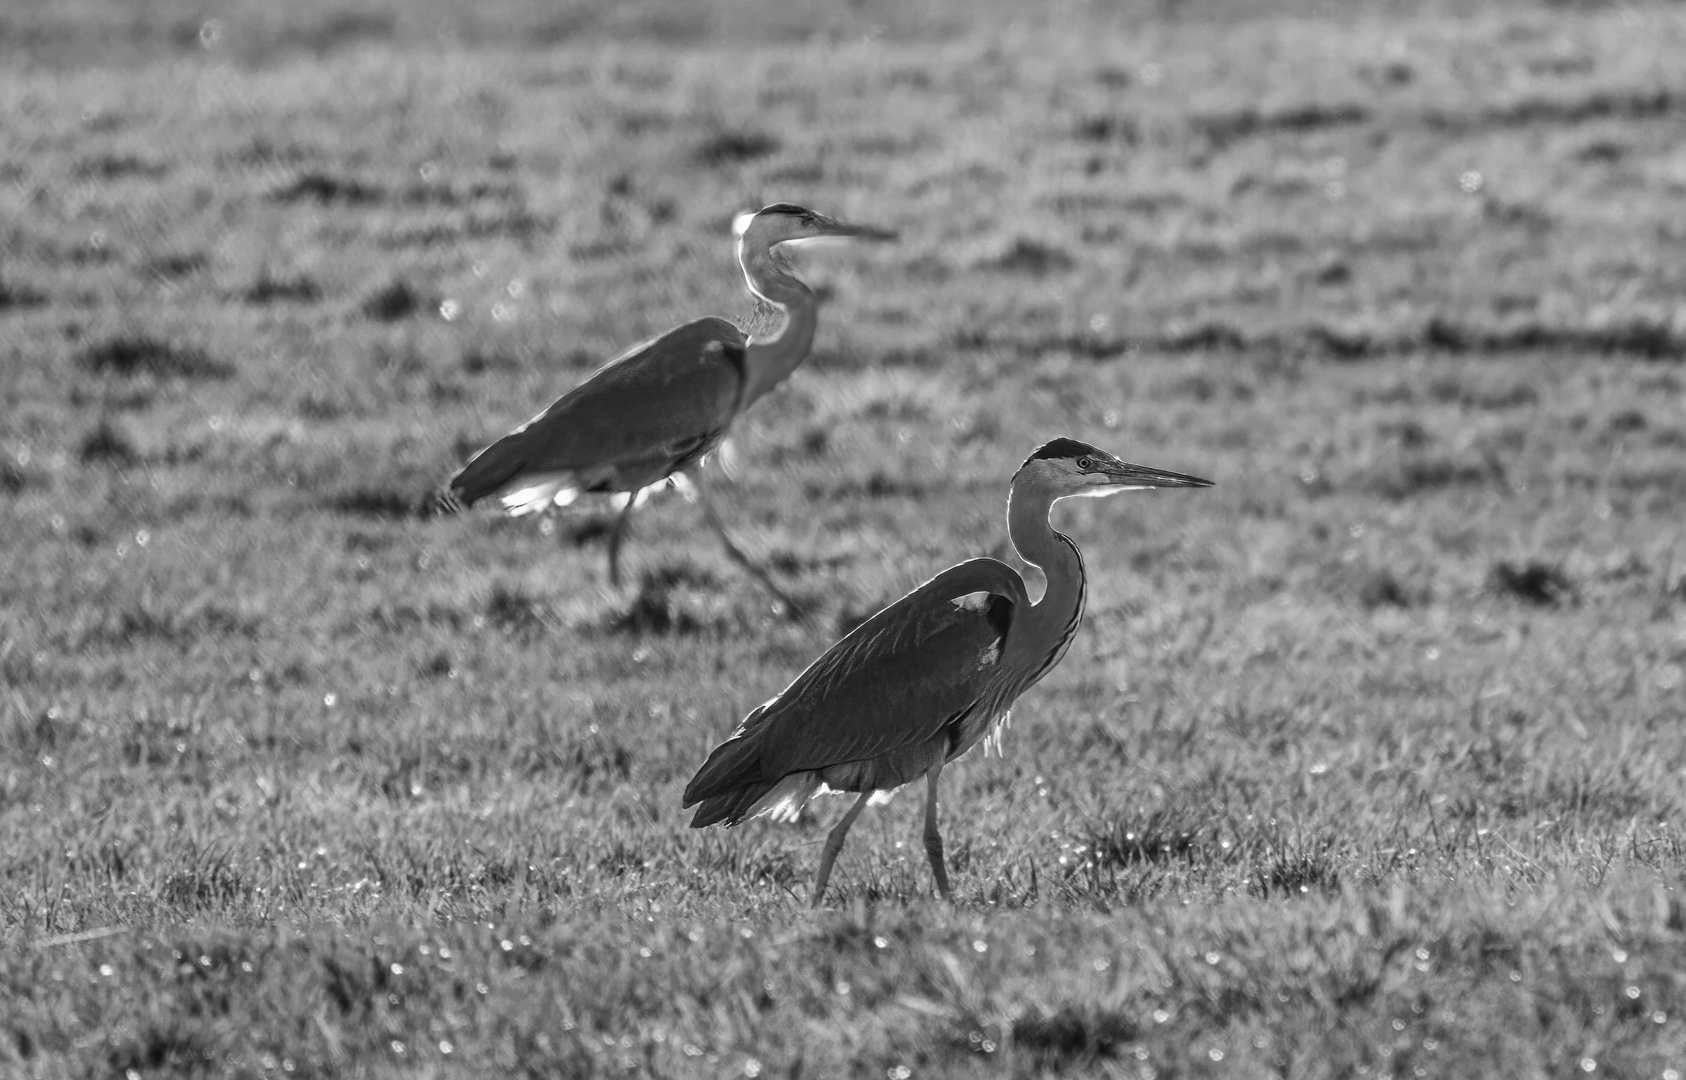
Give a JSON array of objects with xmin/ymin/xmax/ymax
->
[
  {"xmin": 435, "ymin": 204, "xmax": 895, "ymax": 611},
  {"xmin": 683, "ymin": 438, "xmax": 1213, "ymax": 905}
]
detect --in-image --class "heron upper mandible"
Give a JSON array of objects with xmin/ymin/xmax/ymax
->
[
  {"xmin": 683, "ymin": 438, "xmax": 1214, "ymax": 905},
  {"xmin": 436, "ymin": 204, "xmax": 895, "ymax": 608}
]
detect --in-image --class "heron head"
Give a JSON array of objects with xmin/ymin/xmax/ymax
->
[
  {"xmin": 733, "ymin": 203, "xmax": 897, "ymax": 251},
  {"xmin": 1018, "ymin": 437, "xmax": 1214, "ymax": 500}
]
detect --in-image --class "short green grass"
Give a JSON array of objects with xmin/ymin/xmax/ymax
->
[{"xmin": 4, "ymin": 0, "xmax": 1686, "ymax": 1075}]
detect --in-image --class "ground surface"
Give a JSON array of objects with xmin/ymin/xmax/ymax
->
[{"xmin": 3, "ymin": 0, "xmax": 1686, "ymax": 1076}]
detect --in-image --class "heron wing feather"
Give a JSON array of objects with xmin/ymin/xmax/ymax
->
[
  {"xmin": 683, "ymin": 559, "xmax": 1025, "ymax": 807},
  {"xmin": 448, "ymin": 318, "xmax": 746, "ymax": 504}
]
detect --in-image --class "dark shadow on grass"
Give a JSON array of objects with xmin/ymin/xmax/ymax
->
[
  {"xmin": 1368, "ymin": 455, "xmax": 1501, "ymax": 501},
  {"xmin": 1358, "ymin": 569, "xmax": 1417, "ymax": 610},
  {"xmin": 243, "ymin": 270, "xmax": 321, "ymax": 304},
  {"xmin": 78, "ymin": 419, "xmax": 139, "ymax": 466},
  {"xmin": 1193, "ymin": 101, "xmax": 1369, "ymax": 148},
  {"xmin": 1488, "ymin": 561, "xmax": 1575, "ymax": 606},
  {"xmin": 1007, "ymin": 1007, "xmax": 1137, "ymax": 1068},
  {"xmin": 360, "ymin": 278, "xmax": 430, "ymax": 321},
  {"xmin": 74, "ymin": 153, "xmax": 170, "ymax": 180},
  {"xmin": 486, "ymin": 582, "xmax": 552, "ymax": 635},
  {"xmin": 982, "ymin": 238, "xmax": 1075, "ymax": 275},
  {"xmin": 1248, "ymin": 839, "xmax": 1342, "ymax": 898},
  {"xmin": 694, "ymin": 130, "xmax": 779, "ymax": 166},
  {"xmin": 0, "ymin": 458, "xmax": 44, "ymax": 495},
  {"xmin": 77, "ymin": 335, "xmax": 232, "ymax": 379},
  {"xmin": 270, "ymin": 171, "xmax": 385, "ymax": 204},
  {"xmin": 956, "ymin": 314, "xmax": 1685, "ymax": 362},
  {"xmin": 1082, "ymin": 808, "xmax": 1202, "ymax": 867},
  {"xmin": 325, "ymin": 487, "xmax": 426, "ymax": 519},
  {"xmin": 77, "ymin": 601, "xmax": 261, "ymax": 651},
  {"xmin": 106, "ymin": 1021, "xmax": 208, "ymax": 1077},
  {"xmin": 0, "ymin": 272, "xmax": 48, "ymax": 310},
  {"xmin": 606, "ymin": 563, "xmax": 723, "ymax": 636},
  {"xmin": 143, "ymin": 251, "xmax": 208, "ymax": 279}
]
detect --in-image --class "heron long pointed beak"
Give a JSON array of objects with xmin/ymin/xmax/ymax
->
[
  {"xmin": 1099, "ymin": 459, "xmax": 1215, "ymax": 491},
  {"xmin": 809, "ymin": 214, "xmax": 898, "ymax": 242}
]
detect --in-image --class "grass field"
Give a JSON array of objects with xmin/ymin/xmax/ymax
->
[{"xmin": 4, "ymin": 0, "xmax": 1686, "ymax": 1075}]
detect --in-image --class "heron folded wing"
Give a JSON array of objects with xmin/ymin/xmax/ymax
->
[
  {"xmin": 448, "ymin": 318, "xmax": 746, "ymax": 505},
  {"xmin": 748, "ymin": 559, "xmax": 1025, "ymax": 777}
]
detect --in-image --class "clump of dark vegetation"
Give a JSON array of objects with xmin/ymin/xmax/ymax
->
[
  {"xmin": 1074, "ymin": 113, "xmax": 1141, "ymax": 144},
  {"xmin": 1315, "ymin": 257, "xmax": 1353, "ymax": 285},
  {"xmin": 143, "ymin": 251, "xmax": 207, "ymax": 279},
  {"xmin": 1605, "ymin": 409, "xmax": 1647, "ymax": 434},
  {"xmin": 559, "ymin": 513, "xmax": 617, "ymax": 545},
  {"xmin": 418, "ymin": 651, "xmax": 457, "ymax": 679},
  {"xmin": 76, "ymin": 600, "xmax": 260, "ymax": 650},
  {"xmin": 1476, "ymin": 87, "xmax": 1679, "ymax": 128},
  {"xmin": 158, "ymin": 848, "xmax": 251, "ymax": 911},
  {"xmin": 1193, "ymin": 101, "xmax": 1369, "ymax": 147},
  {"xmin": 694, "ymin": 130, "xmax": 780, "ymax": 166},
  {"xmin": 76, "ymin": 335, "xmax": 231, "ymax": 379},
  {"xmin": 360, "ymin": 278, "xmax": 429, "ymax": 321},
  {"xmin": 0, "ymin": 271, "xmax": 48, "ymax": 310},
  {"xmin": 607, "ymin": 563, "xmax": 720, "ymax": 635},
  {"xmin": 296, "ymin": 390, "xmax": 347, "ymax": 420},
  {"xmin": 1358, "ymin": 569, "xmax": 1416, "ymax": 609},
  {"xmin": 1249, "ymin": 839, "xmax": 1342, "ymax": 898},
  {"xmin": 1420, "ymin": 315, "xmax": 1685, "ymax": 361},
  {"xmin": 0, "ymin": 457, "xmax": 43, "ymax": 495},
  {"xmin": 1009, "ymin": 1007, "xmax": 1137, "ymax": 1066},
  {"xmin": 78, "ymin": 419, "xmax": 139, "ymax": 466},
  {"xmin": 73, "ymin": 153, "xmax": 169, "ymax": 180},
  {"xmin": 1082, "ymin": 809, "xmax": 1202, "ymax": 867},
  {"xmin": 812, "ymin": 470, "xmax": 920, "ymax": 501},
  {"xmin": 484, "ymin": 582, "xmax": 552, "ymax": 635},
  {"xmin": 983, "ymin": 238, "xmax": 1075, "ymax": 275},
  {"xmin": 363, "ymin": 602, "xmax": 462, "ymax": 635},
  {"xmin": 1159, "ymin": 320, "xmax": 1248, "ymax": 353},
  {"xmin": 106, "ymin": 1020, "xmax": 207, "ymax": 1077},
  {"xmin": 270, "ymin": 171, "xmax": 384, "ymax": 204},
  {"xmin": 243, "ymin": 270, "xmax": 321, "ymax": 304},
  {"xmin": 1489, "ymin": 560, "xmax": 1575, "ymax": 606},
  {"xmin": 326, "ymin": 487, "xmax": 423, "ymax": 519},
  {"xmin": 1370, "ymin": 456, "xmax": 1497, "ymax": 500},
  {"xmin": 462, "ymin": 348, "xmax": 522, "ymax": 374}
]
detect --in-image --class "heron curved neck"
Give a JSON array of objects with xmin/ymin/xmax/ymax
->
[
  {"xmin": 737, "ymin": 239, "xmax": 818, "ymax": 407},
  {"xmin": 1005, "ymin": 478, "xmax": 1086, "ymax": 674}
]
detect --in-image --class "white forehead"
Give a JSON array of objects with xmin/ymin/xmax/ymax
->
[{"xmin": 732, "ymin": 210, "xmax": 757, "ymax": 237}]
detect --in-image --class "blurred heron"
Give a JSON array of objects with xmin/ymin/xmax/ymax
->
[
  {"xmin": 683, "ymin": 438, "xmax": 1213, "ymax": 905},
  {"xmin": 436, "ymin": 204, "xmax": 895, "ymax": 608}
]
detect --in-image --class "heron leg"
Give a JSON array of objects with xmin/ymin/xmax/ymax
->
[
  {"xmin": 693, "ymin": 475, "xmax": 802, "ymax": 614},
  {"xmin": 812, "ymin": 791, "xmax": 872, "ymax": 908},
  {"xmin": 922, "ymin": 764, "xmax": 952, "ymax": 901},
  {"xmin": 605, "ymin": 490, "xmax": 642, "ymax": 588}
]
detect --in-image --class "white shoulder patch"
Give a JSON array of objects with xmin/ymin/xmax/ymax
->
[{"xmin": 950, "ymin": 591, "xmax": 994, "ymax": 614}]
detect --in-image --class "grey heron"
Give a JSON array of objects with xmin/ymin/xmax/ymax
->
[
  {"xmin": 436, "ymin": 203, "xmax": 895, "ymax": 609},
  {"xmin": 683, "ymin": 438, "xmax": 1214, "ymax": 905}
]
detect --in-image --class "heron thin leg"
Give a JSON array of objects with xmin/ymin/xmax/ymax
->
[
  {"xmin": 812, "ymin": 791, "xmax": 872, "ymax": 908},
  {"xmin": 922, "ymin": 764, "xmax": 952, "ymax": 901},
  {"xmin": 693, "ymin": 476, "xmax": 802, "ymax": 614},
  {"xmin": 605, "ymin": 491, "xmax": 641, "ymax": 588}
]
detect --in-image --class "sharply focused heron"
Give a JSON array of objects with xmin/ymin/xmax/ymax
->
[
  {"xmin": 683, "ymin": 438, "xmax": 1213, "ymax": 905},
  {"xmin": 436, "ymin": 203, "xmax": 895, "ymax": 607}
]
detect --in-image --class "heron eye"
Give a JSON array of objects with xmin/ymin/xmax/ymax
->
[{"xmin": 1076, "ymin": 457, "xmax": 1092, "ymax": 471}]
